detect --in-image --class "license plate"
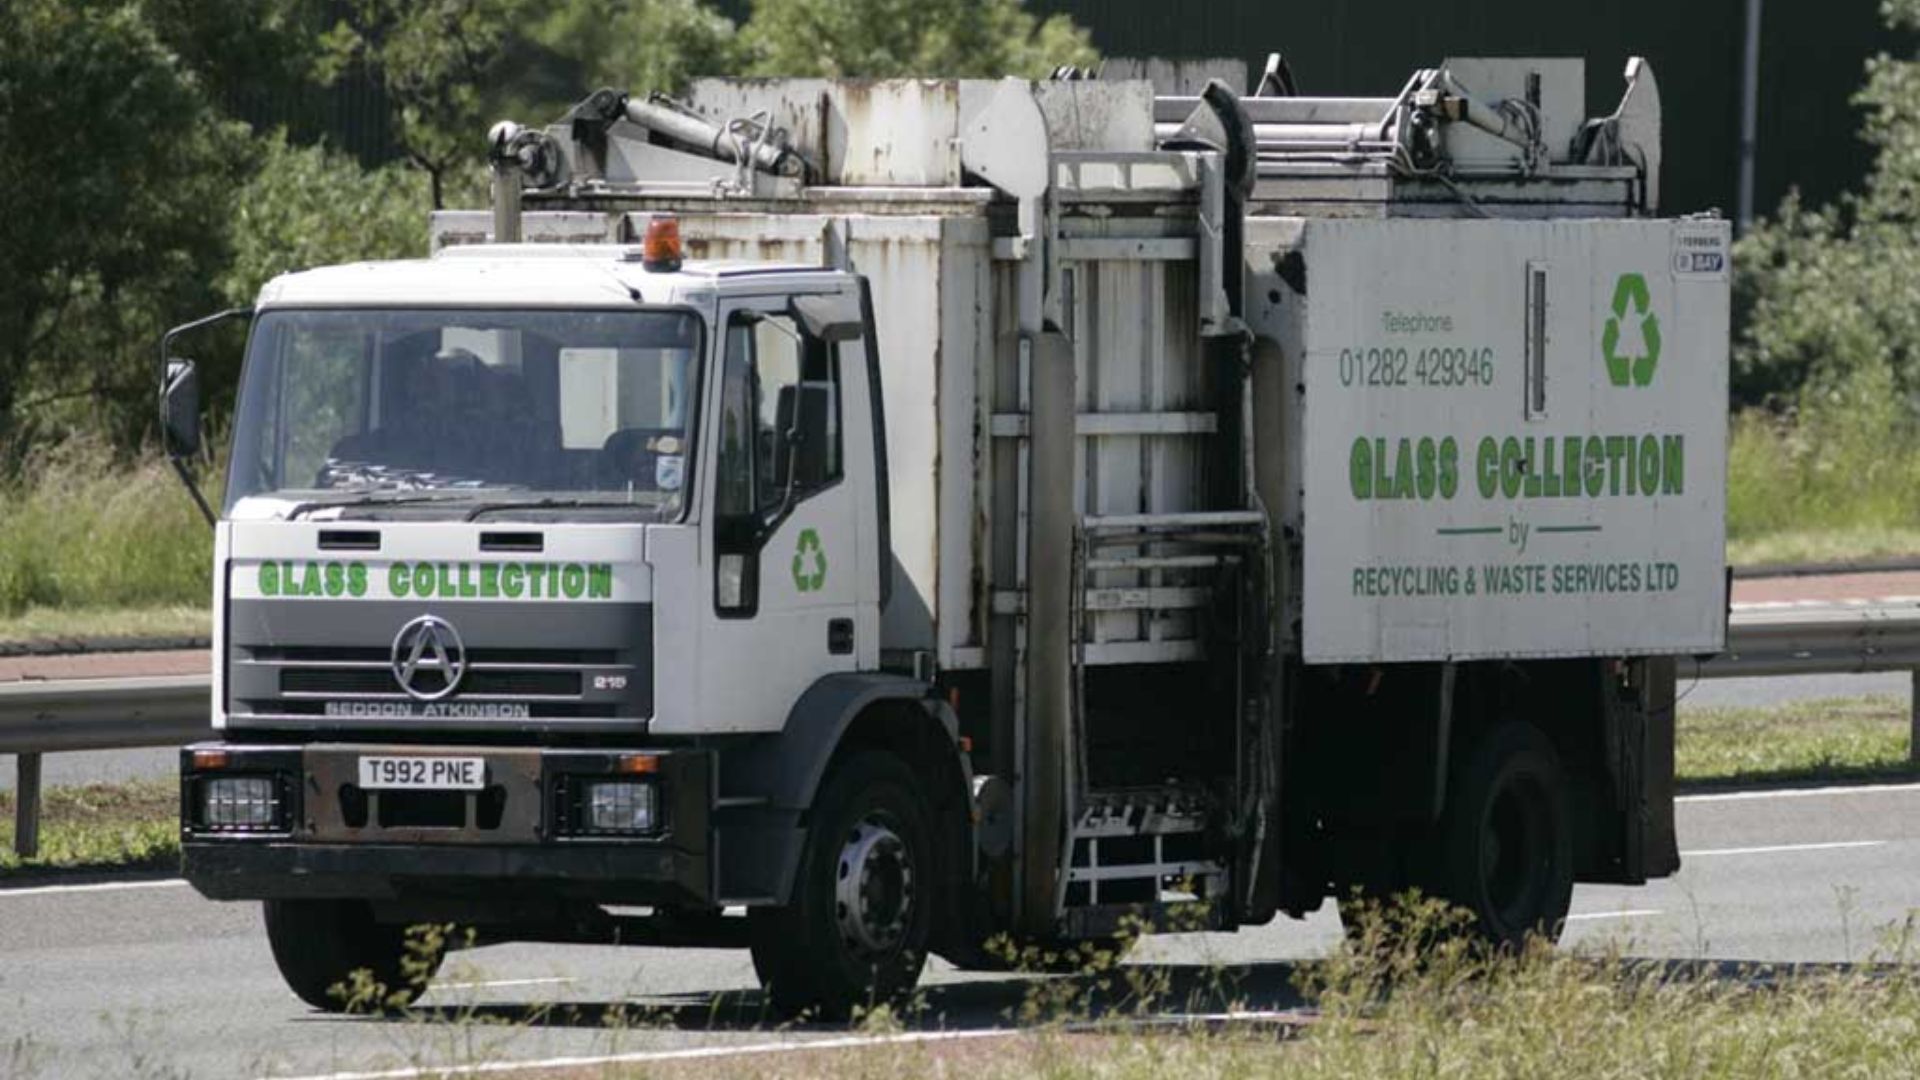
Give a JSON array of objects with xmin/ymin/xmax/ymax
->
[{"xmin": 358, "ymin": 756, "xmax": 486, "ymax": 791}]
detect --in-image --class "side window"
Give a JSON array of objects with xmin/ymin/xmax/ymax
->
[{"xmin": 715, "ymin": 310, "xmax": 842, "ymax": 520}]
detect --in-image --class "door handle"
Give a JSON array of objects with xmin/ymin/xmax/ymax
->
[{"xmin": 827, "ymin": 618, "xmax": 854, "ymax": 655}]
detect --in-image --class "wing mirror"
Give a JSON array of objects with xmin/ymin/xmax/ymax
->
[
  {"xmin": 161, "ymin": 359, "xmax": 201, "ymax": 458},
  {"xmin": 774, "ymin": 381, "xmax": 834, "ymax": 501}
]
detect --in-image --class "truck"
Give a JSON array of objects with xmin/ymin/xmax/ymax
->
[{"xmin": 161, "ymin": 55, "xmax": 1726, "ymax": 1018}]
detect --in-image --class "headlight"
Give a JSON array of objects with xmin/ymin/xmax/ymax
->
[
  {"xmin": 202, "ymin": 776, "xmax": 280, "ymax": 831},
  {"xmin": 585, "ymin": 781, "xmax": 657, "ymax": 834}
]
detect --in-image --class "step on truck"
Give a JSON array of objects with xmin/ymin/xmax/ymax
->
[{"xmin": 163, "ymin": 56, "xmax": 1726, "ymax": 1016}]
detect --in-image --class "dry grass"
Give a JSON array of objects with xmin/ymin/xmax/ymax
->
[{"xmin": 0, "ymin": 604, "xmax": 207, "ymax": 646}]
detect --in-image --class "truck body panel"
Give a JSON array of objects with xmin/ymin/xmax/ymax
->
[{"xmin": 1291, "ymin": 217, "xmax": 1730, "ymax": 663}]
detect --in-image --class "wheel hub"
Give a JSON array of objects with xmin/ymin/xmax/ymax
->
[{"xmin": 833, "ymin": 815, "xmax": 914, "ymax": 957}]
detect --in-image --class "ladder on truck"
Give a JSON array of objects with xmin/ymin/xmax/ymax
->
[{"xmin": 989, "ymin": 138, "xmax": 1276, "ymax": 938}]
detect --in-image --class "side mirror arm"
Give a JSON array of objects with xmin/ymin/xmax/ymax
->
[{"xmin": 158, "ymin": 307, "xmax": 251, "ymax": 527}]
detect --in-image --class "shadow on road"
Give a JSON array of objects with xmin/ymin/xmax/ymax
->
[
  {"xmin": 391, "ymin": 952, "xmax": 1914, "ymax": 1037},
  {"xmin": 401, "ymin": 958, "xmax": 1318, "ymax": 1034}
]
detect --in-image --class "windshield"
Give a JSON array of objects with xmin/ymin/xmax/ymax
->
[{"xmin": 225, "ymin": 308, "xmax": 702, "ymax": 518}]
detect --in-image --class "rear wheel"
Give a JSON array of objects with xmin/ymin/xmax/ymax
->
[
  {"xmin": 1431, "ymin": 724, "xmax": 1574, "ymax": 948},
  {"xmin": 263, "ymin": 899, "xmax": 443, "ymax": 1012},
  {"xmin": 749, "ymin": 751, "xmax": 934, "ymax": 1019}
]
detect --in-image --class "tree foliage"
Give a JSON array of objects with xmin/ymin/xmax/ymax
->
[
  {"xmin": 0, "ymin": 0, "xmax": 1100, "ymax": 464},
  {"xmin": 218, "ymin": 135, "xmax": 430, "ymax": 309},
  {"xmin": 738, "ymin": 0, "xmax": 1098, "ymax": 79},
  {"xmin": 1735, "ymin": 0, "xmax": 1920, "ymax": 411},
  {"xmin": 318, "ymin": 0, "xmax": 522, "ymax": 209},
  {"xmin": 527, "ymin": 0, "xmax": 743, "ymax": 96},
  {"xmin": 0, "ymin": 0, "xmax": 249, "ymax": 452}
]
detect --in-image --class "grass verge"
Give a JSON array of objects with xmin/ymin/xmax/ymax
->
[
  {"xmin": 375, "ymin": 899, "xmax": 1920, "ymax": 1080},
  {"xmin": 0, "ymin": 437, "xmax": 213, "ymax": 620},
  {"xmin": 1727, "ymin": 388, "xmax": 1920, "ymax": 567},
  {"xmin": 0, "ymin": 604, "xmax": 208, "ymax": 647},
  {"xmin": 0, "ymin": 779, "xmax": 177, "ymax": 874},
  {"xmin": 1677, "ymin": 694, "xmax": 1915, "ymax": 787}
]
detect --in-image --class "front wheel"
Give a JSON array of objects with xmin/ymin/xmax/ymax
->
[
  {"xmin": 748, "ymin": 751, "xmax": 934, "ymax": 1019},
  {"xmin": 263, "ymin": 899, "xmax": 443, "ymax": 1012},
  {"xmin": 1431, "ymin": 724, "xmax": 1574, "ymax": 948}
]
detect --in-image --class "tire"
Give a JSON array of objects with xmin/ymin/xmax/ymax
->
[
  {"xmin": 748, "ymin": 751, "xmax": 934, "ymax": 1020},
  {"xmin": 263, "ymin": 899, "xmax": 444, "ymax": 1012},
  {"xmin": 1431, "ymin": 724, "xmax": 1574, "ymax": 949}
]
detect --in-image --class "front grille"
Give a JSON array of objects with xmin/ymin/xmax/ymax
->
[
  {"xmin": 223, "ymin": 598, "xmax": 654, "ymax": 727},
  {"xmin": 231, "ymin": 642, "xmax": 640, "ymax": 724},
  {"xmin": 250, "ymin": 646, "xmax": 619, "ymax": 666},
  {"xmin": 279, "ymin": 669, "xmax": 582, "ymax": 697}
]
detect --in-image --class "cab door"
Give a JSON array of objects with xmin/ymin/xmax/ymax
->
[{"xmin": 677, "ymin": 289, "xmax": 876, "ymax": 734}]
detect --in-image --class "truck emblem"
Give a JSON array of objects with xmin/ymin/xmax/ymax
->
[
  {"xmin": 1601, "ymin": 272, "xmax": 1661, "ymax": 388},
  {"xmin": 390, "ymin": 615, "xmax": 467, "ymax": 701},
  {"xmin": 792, "ymin": 529, "xmax": 828, "ymax": 592}
]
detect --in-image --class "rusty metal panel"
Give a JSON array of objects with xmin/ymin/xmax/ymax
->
[
  {"xmin": 937, "ymin": 217, "xmax": 995, "ymax": 659},
  {"xmin": 1034, "ymin": 80, "xmax": 1158, "ymax": 151},
  {"xmin": 302, "ymin": 745, "xmax": 544, "ymax": 845},
  {"xmin": 685, "ymin": 79, "xmax": 968, "ymax": 187},
  {"xmin": 677, "ymin": 79, "xmax": 1160, "ymax": 187}
]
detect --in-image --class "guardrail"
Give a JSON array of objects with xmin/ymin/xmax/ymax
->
[
  {"xmin": 1, "ymin": 676, "xmax": 211, "ymax": 859},
  {"xmin": 3, "ymin": 607, "xmax": 1919, "ymax": 859}
]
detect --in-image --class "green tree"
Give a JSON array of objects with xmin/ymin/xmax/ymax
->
[
  {"xmin": 738, "ymin": 0, "xmax": 1098, "ymax": 79},
  {"xmin": 218, "ymin": 134, "xmax": 431, "ymax": 309},
  {"xmin": 319, "ymin": 0, "xmax": 523, "ymax": 209},
  {"xmin": 1735, "ymin": 0, "xmax": 1920, "ymax": 410},
  {"xmin": 527, "ymin": 0, "xmax": 743, "ymax": 95},
  {"xmin": 0, "ymin": 0, "xmax": 249, "ymax": 453},
  {"xmin": 141, "ymin": 0, "xmax": 332, "ymax": 112}
]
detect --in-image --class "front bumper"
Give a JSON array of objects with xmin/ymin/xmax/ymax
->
[{"xmin": 180, "ymin": 742, "xmax": 711, "ymax": 905}]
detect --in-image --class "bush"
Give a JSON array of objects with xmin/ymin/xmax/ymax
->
[{"xmin": 1734, "ymin": 0, "xmax": 1920, "ymax": 412}]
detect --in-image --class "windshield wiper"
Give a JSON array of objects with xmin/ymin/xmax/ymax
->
[
  {"xmin": 464, "ymin": 498, "xmax": 650, "ymax": 521},
  {"xmin": 285, "ymin": 492, "xmax": 478, "ymax": 520}
]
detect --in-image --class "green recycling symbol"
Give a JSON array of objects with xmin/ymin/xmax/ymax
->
[
  {"xmin": 791, "ymin": 528, "xmax": 828, "ymax": 592},
  {"xmin": 1601, "ymin": 272, "xmax": 1662, "ymax": 388}
]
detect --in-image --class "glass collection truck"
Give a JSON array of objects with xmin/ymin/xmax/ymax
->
[{"xmin": 161, "ymin": 56, "xmax": 1726, "ymax": 1017}]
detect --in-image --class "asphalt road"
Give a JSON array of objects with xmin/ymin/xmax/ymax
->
[{"xmin": 3, "ymin": 780, "xmax": 1915, "ymax": 1079}]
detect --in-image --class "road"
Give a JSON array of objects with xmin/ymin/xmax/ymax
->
[{"xmin": 3, "ymin": 781, "xmax": 1916, "ymax": 1079}]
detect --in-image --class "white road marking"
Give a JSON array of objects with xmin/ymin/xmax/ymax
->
[
  {"xmin": 261, "ymin": 1028, "xmax": 1019, "ymax": 1080},
  {"xmin": 1679, "ymin": 781, "xmax": 1920, "ymax": 804},
  {"xmin": 260, "ymin": 1011, "xmax": 1311, "ymax": 1080},
  {"xmin": 0, "ymin": 877, "xmax": 188, "ymax": 899},
  {"xmin": 1565, "ymin": 908, "xmax": 1661, "ymax": 922},
  {"xmin": 1682, "ymin": 840, "xmax": 1886, "ymax": 858},
  {"xmin": 429, "ymin": 977, "xmax": 573, "ymax": 991}
]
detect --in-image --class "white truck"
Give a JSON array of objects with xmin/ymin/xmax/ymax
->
[{"xmin": 162, "ymin": 56, "xmax": 1726, "ymax": 1017}]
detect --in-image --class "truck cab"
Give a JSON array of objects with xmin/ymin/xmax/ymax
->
[{"xmin": 175, "ymin": 235, "xmax": 958, "ymax": 1013}]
